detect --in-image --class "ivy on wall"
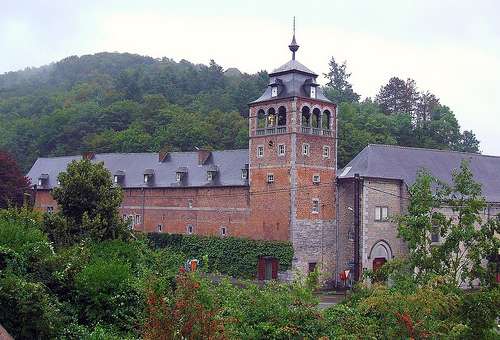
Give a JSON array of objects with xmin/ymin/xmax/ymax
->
[{"xmin": 147, "ymin": 233, "xmax": 294, "ymax": 279}]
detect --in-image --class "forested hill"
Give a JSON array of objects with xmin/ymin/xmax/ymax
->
[{"xmin": 0, "ymin": 52, "xmax": 479, "ymax": 172}]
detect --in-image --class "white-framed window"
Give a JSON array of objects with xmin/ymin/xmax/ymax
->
[
  {"xmin": 322, "ymin": 145, "xmax": 330, "ymax": 159},
  {"xmin": 257, "ymin": 145, "xmax": 264, "ymax": 158},
  {"xmin": 266, "ymin": 173, "xmax": 275, "ymax": 183},
  {"xmin": 114, "ymin": 175, "xmax": 119, "ymax": 183},
  {"xmin": 220, "ymin": 226, "xmax": 227, "ymax": 237},
  {"xmin": 278, "ymin": 144, "xmax": 286, "ymax": 156},
  {"xmin": 188, "ymin": 199, "xmax": 193, "ymax": 208},
  {"xmin": 187, "ymin": 224, "xmax": 194, "ymax": 234},
  {"xmin": 144, "ymin": 174, "xmax": 151, "ymax": 183},
  {"xmin": 312, "ymin": 174, "xmax": 321, "ymax": 184},
  {"xmin": 157, "ymin": 224, "xmax": 163, "ymax": 232},
  {"xmin": 310, "ymin": 87, "xmax": 316, "ymax": 98},
  {"xmin": 207, "ymin": 172, "xmax": 214, "ymax": 181},
  {"xmin": 127, "ymin": 215, "xmax": 134, "ymax": 229},
  {"xmin": 302, "ymin": 143, "xmax": 310, "ymax": 156},
  {"xmin": 46, "ymin": 206, "xmax": 54, "ymax": 214},
  {"xmin": 38, "ymin": 179, "xmax": 43, "ymax": 186},
  {"xmin": 312, "ymin": 199, "xmax": 320, "ymax": 213},
  {"xmin": 241, "ymin": 169, "xmax": 248, "ymax": 180},
  {"xmin": 135, "ymin": 214, "xmax": 141, "ymax": 225},
  {"xmin": 375, "ymin": 206, "xmax": 389, "ymax": 221},
  {"xmin": 176, "ymin": 172, "xmax": 182, "ymax": 182},
  {"xmin": 271, "ymin": 86, "xmax": 278, "ymax": 97}
]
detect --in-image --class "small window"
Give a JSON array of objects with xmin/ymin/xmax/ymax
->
[
  {"xmin": 267, "ymin": 173, "xmax": 275, "ymax": 183},
  {"xmin": 46, "ymin": 206, "xmax": 54, "ymax": 214},
  {"xmin": 187, "ymin": 224, "xmax": 194, "ymax": 234},
  {"xmin": 271, "ymin": 86, "xmax": 278, "ymax": 97},
  {"xmin": 114, "ymin": 175, "xmax": 119, "ymax": 183},
  {"xmin": 308, "ymin": 262, "xmax": 317, "ymax": 273},
  {"xmin": 310, "ymin": 87, "xmax": 316, "ymax": 98},
  {"xmin": 144, "ymin": 174, "xmax": 149, "ymax": 183},
  {"xmin": 127, "ymin": 215, "xmax": 134, "ymax": 229},
  {"xmin": 157, "ymin": 224, "xmax": 163, "ymax": 232},
  {"xmin": 257, "ymin": 145, "xmax": 264, "ymax": 158},
  {"xmin": 241, "ymin": 169, "xmax": 248, "ymax": 180},
  {"xmin": 312, "ymin": 174, "xmax": 321, "ymax": 184},
  {"xmin": 375, "ymin": 206, "xmax": 389, "ymax": 221},
  {"xmin": 278, "ymin": 144, "xmax": 285, "ymax": 156},
  {"xmin": 220, "ymin": 226, "xmax": 227, "ymax": 236},
  {"xmin": 431, "ymin": 227, "xmax": 440, "ymax": 243},
  {"xmin": 38, "ymin": 179, "xmax": 43, "ymax": 186},
  {"xmin": 302, "ymin": 143, "xmax": 310, "ymax": 156},
  {"xmin": 135, "ymin": 214, "xmax": 141, "ymax": 225},
  {"xmin": 322, "ymin": 146, "xmax": 330, "ymax": 159},
  {"xmin": 312, "ymin": 199, "xmax": 320, "ymax": 213},
  {"xmin": 176, "ymin": 172, "xmax": 182, "ymax": 182},
  {"xmin": 207, "ymin": 172, "xmax": 213, "ymax": 181},
  {"xmin": 188, "ymin": 199, "xmax": 193, "ymax": 208}
]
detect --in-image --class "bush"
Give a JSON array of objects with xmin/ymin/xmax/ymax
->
[
  {"xmin": 0, "ymin": 274, "xmax": 65, "ymax": 339},
  {"xmin": 323, "ymin": 304, "xmax": 380, "ymax": 339},
  {"xmin": 460, "ymin": 287, "xmax": 500, "ymax": 338},
  {"xmin": 148, "ymin": 233, "xmax": 294, "ymax": 278}
]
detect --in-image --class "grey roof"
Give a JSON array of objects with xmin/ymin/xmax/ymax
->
[
  {"xmin": 27, "ymin": 150, "xmax": 249, "ymax": 189},
  {"xmin": 251, "ymin": 59, "xmax": 331, "ymax": 104},
  {"xmin": 270, "ymin": 59, "xmax": 317, "ymax": 76},
  {"xmin": 339, "ymin": 144, "xmax": 500, "ymax": 202}
]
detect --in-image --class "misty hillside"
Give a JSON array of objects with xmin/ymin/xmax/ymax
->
[{"xmin": 0, "ymin": 52, "xmax": 479, "ymax": 173}]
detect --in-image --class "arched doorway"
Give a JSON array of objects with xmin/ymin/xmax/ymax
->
[{"xmin": 369, "ymin": 240, "xmax": 392, "ymax": 271}]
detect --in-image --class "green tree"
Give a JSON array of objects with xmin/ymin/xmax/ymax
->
[
  {"xmin": 323, "ymin": 57, "xmax": 360, "ymax": 103},
  {"xmin": 51, "ymin": 159, "xmax": 129, "ymax": 244},
  {"xmin": 375, "ymin": 77, "xmax": 419, "ymax": 115},
  {"xmin": 0, "ymin": 150, "xmax": 31, "ymax": 208},
  {"xmin": 397, "ymin": 160, "xmax": 500, "ymax": 287}
]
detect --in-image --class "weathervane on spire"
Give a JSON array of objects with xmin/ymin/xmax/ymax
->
[{"xmin": 288, "ymin": 16, "xmax": 299, "ymax": 60}]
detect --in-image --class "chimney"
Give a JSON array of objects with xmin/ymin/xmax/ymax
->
[
  {"xmin": 159, "ymin": 146, "xmax": 170, "ymax": 162},
  {"xmin": 198, "ymin": 150, "xmax": 211, "ymax": 165},
  {"xmin": 82, "ymin": 152, "xmax": 95, "ymax": 160}
]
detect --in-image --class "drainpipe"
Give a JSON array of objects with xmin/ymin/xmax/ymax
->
[
  {"xmin": 141, "ymin": 187, "xmax": 145, "ymax": 232},
  {"xmin": 334, "ymin": 105, "xmax": 340, "ymax": 286},
  {"xmin": 353, "ymin": 173, "xmax": 361, "ymax": 282}
]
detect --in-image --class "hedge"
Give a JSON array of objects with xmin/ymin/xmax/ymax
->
[{"xmin": 147, "ymin": 233, "xmax": 294, "ymax": 279}]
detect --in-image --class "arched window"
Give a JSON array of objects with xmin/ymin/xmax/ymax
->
[
  {"xmin": 257, "ymin": 109, "xmax": 266, "ymax": 129},
  {"xmin": 277, "ymin": 106, "xmax": 287, "ymax": 126},
  {"xmin": 322, "ymin": 110, "xmax": 331, "ymax": 130},
  {"xmin": 369, "ymin": 240, "xmax": 393, "ymax": 260},
  {"xmin": 312, "ymin": 108, "xmax": 321, "ymax": 128},
  {"xmin": 301, "ymin": 106, "xmax": 310, "ymax": 126},
  {"xmin": 267, "ymin": 107, "xmax": 276, "ymax": 127}
]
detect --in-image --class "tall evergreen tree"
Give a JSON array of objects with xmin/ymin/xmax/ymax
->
[
  {"xmin": 323, "ymin": 57, "xmax": 360, "ymax": 104},
  {"xmin": 0, "ymin": 150, "xmax": 31, "ymax": 208},
  {"xmin": 375, "ymin": 77, "xmax": 419, "ymax": 116}
]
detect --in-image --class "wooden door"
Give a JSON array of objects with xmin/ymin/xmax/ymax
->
[{"xmin": 373, "ymin": 257, "xmax": 387, "ymax": 272}]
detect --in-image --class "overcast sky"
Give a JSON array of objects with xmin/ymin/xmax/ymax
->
[{"xmin": 1, "ymin": 0, "xmax": 499, "ymax": 154}]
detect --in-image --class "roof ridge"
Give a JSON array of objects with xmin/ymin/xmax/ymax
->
[{"xmin": 368, "ymin": 144, "xmax": 497, "ymax": 159}]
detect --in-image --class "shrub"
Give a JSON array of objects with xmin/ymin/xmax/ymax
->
[
  {"xmin": 148, "ymin": 233, "xmax": 294, "ymax": 278},
  {"xmin": 460, "ymin": 287, "xmax": 500, "ymax": 338}
]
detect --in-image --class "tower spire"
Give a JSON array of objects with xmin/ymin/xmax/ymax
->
[{"xmin": 288, "ymin": 16, "xmax": 299, "ymax": 60}]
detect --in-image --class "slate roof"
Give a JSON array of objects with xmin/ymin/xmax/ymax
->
[
  {"xmin": 251, "ymin": 59, "xmax": 331, "ymax": 104},
  {"xmin": 339, "ymin": 144, "xmax": 500, "ymax": 202},
  {"xmin": 27, "ymin": 150, "xmax": 249, "ymax": 189}
]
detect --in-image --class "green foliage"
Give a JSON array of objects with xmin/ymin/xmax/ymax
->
[
  {"xmin": 397, "ymin": 160, "xmax": 500, "ymax": 287},
  {"xmin": 0, "ymin": 150, "xmax": 31, "ymax": 208},
  {"xmin": 148, "ymin": 233, "xmax": 294, "ymax": 278},
  {"xmin": 460, "ymin": 287, "xmax": 500, "ymax": 338},
  {"xmin": 50, "ymin": 159, "xmax": 130, "ymax": 246}
]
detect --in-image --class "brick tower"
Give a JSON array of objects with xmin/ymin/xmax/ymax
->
[{"xmin": 248, "ymin": 25, "xmax": 337, "ymax": 276}]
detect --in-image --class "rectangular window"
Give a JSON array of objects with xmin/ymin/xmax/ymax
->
[
  {"xmin": 375, "ymin": 206, "xmax": 389, "ymax": 221},
  {"xmin": 241, "ymin": 169, "xmax": 248, "ymax": 180},
  {"xmin": 302, "ymin": 143, "xmax": 310, "ymax": 156},
  {"xmin": 310, "ymin": 87, "xmax": 316, "ymax": 98},
  {"xmin": 322, "ymin": 145, "xmax": 330, "ymax": 158},
  {"xmin": 312, "ymin": 174, "xmax": 321, "ymax": 184},
  {"xmin": 308, "ymin": 262, "xmax": 317, "ymax": 273},
  {"xmin": 135, "ymin": 214, "xmax": 141, "ymax": 225},
  {"xmin": 312, "ymin": 199, "xmax": 320, "ymax": 213},
  {"xmin": 128, "ymin": 215, "xmax": 134, "ymax": 229},
  {"xmin": 157, "ymin": 224, "xmax": 163, "ymax": 232},
  {"xmin": 271, "ymin": 86, "xmax": 278, "ymax": 97},
  {"xmin": 46, "ymin": 206, "xmax": 54, "ymax": 214},
  {"xmin": 267, "ymin": 173, "xmax": 275, "ymax": 183},
  {"xmin": 278, "ymin": 144, "xmax": 286, "ymax": 156},
  {"xmin": 220, "ymin": 226, "xmax": 227, "ymax": 236},
  {"xmin": 207, "ymin": 172, "xmax": 213, "ymax": 181},
  {"xmin": 431, "ymin": 227, "xmax": 440, "ymax": 243},
  {"xmin": 188, "ymin": 199, "xmax": 193, "ymax": 208},
  {"xmin": 257, "ymin": 145, "xmax": 264, "ymax": 158},
  {"xmin": 187, "ymin": 224, "xmax": 194, "ymax": 234},
  {"xmin": 176, "ymin": 172, "xmax": 182, "ymax": 182}
]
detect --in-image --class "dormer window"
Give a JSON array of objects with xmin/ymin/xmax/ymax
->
[
  {"xmin": 271, "ymin": 86, "xmax": 278, "ymax": 97},
  {"xmin": 114, "ymin": 170, "xmax": 125, "ymax": 185},
  {"xmin": 241, "ymin": 164, "xmax": 249, "ymax": 180},
  {"xmin": 176, "ymin": 167, "xmax": 188, "ymax": 183},
  {"xmin": 310, "ymin": 86, "xmax": 316, "ymax": 98},
  {"xmin": 143, "ymin": 169, "xmax": 154, "ymax": 184},
  {"xmin": 38, "ymin": 174, "xmax": 49, "ymax": 187},
  {"xmin": 207, "ymin": 165, "xmax": 218, "ymax": 182}
]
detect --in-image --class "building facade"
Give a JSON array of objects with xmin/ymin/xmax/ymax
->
[{"xmin": 28, "ymin": 34, "xmax": 338, "ymax": 279}]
